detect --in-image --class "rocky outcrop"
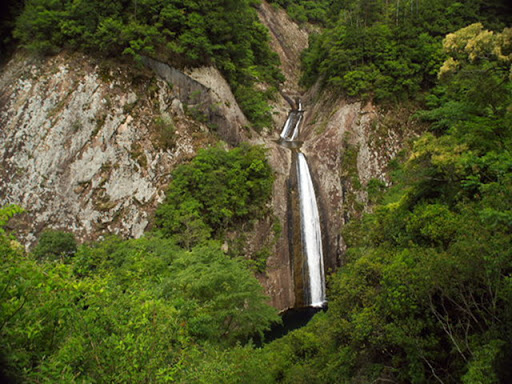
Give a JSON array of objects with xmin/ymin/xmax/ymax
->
[
  {"xmin": 257, "ymin": 1, "xmax": 308, "ymax": 95},
  {"xmin": 0, "ymin": 52, "xmax": 224, "ymax": 245},
  {"xmin": 254, "ymin": 139, "xmax": 295, "ymax": 309},
  {"xmin": 141, "ymin": 57, "xmax": 250, "ymax": 145}
]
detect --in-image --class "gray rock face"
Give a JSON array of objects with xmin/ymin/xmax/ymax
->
[
  {"xmin": 0, "ymin": 53, "xmax": 211, "ymax": 245},
  {"xmin": 257, "ymin": 0, "xmax": 308, "ymax": 95},
  {"xmin": 300, "ymin": 93, "xmax": 422, "ymax": 270},
  {"xmin": 141, "ymin": 57, "xmax": 250, "ymax": 145}
]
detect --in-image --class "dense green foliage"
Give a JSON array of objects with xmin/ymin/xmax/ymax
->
[
  {"xmin": 1, "ymin": 141, "xmax": 277, "ymax": 383},
  {"xmin": 0, "ymin": 213, "xmax": 278, "ymax": 382},
  {"xmin": 33, "ymin": 230, "xmax": 77, "ymax": 261},
  {"xmin": 300, "ymin": 0, "xmax": 512, "ymax": 102},
  {"xmin": 0, "ymin": 0, "xmax": 23, "ymax": 60},
  {"xmin": 248, "ymin": 24, "xmax": 512, "ymax": 383},
  {"xmin": 3, "ymin": 1, "xmax": 512, "ymax": 382},
  {"xmin": 13, "ymin": 0, "xmax": 284, "ymax": 127},
  {"xmin": 268, "ymin": 0, "xmax": 330, "ymax": 25},
  {"xmin": 156, "ymin": 144, "xmax": 274, "ymax": 249}
]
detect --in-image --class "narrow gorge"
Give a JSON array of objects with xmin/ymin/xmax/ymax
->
[
  {"xmin": 0, "ymin": 1, "xmax": 419, "ymax": 312},
  {"xmin": 278, "ymin": 100, "xmax": 326, "ymax": 308}
]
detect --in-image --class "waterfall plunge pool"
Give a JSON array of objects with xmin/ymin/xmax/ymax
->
[{"xmin": 254, "ymin": 304, "xmax": 328, "ymax": 346}]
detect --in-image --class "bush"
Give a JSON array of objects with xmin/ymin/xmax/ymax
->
[
  {"xmin": 156, "ymin": 144, "xmax": 274, "ymax": 248},
  {"xmin": 32, "ymin": 230, "xmax": 77, "ymax": 261}
]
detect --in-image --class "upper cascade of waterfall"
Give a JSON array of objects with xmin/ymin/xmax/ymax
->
[
  {"xmin": 280, "ymin": 99, "xmax": 304, "ymax": 141},
  {"xmin": 297, "ymin": 153, "xmax": 326, "ymax": 307}
]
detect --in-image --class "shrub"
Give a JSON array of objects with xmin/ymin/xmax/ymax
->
[{"xmin": 33, "ymin": 230, "xmax": 77, "ymax": 261}]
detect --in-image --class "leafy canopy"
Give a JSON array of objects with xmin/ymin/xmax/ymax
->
[
  {"xmin": 300, "ymin": 0, "xmax": 512, "ymax": 102},
  {"xmin": 155, "ymin": 143, "xmax": 274, "ymax": 248},
  {"xmin": 1, "ymin": 227, "xmax": 279, "ymax": 382},
  {"xmin": 32, "ymin": 229, "xmax": 77, "ymax": 261},
  {"xmin": 13, "ymin": 0, "xmax": 284, "ymax": 127}
]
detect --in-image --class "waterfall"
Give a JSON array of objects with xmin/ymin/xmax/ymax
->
[
  {"xmin": 280, "ymin": 112, "xmax": 293, "ymax": 140},
  {"xmin": 290, "ymin": 114, "xmax": 302, "ymax": 141},
  {"xmin": 280, "ymin": 111, "xmax": 302, "ymax": 141},
  {"xmin": 297, "ymin": 153, "xmax": 326, "ymax": 307},
  {"xmin": 279, "ymin": 100, "xmax": 326, "ymax": 307}
]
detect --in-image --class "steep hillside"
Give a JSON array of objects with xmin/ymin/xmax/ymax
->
[
  {"xmin": 0, "ymin": 52, "xmax": 246, "ymax": 245},
  {"xmin": 0, "ymin": 1, "xmax": 422, "ymax": 312},
  {"xmin": 301, "ymin": 93, "xmax": 425, "ymax": 270}
]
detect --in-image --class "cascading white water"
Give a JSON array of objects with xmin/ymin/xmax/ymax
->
[
  {"xmin": 279, "ymin": 100, "xmax": 326, "ymax": 307},
  {"xmin": 280, "ymin": 112, "xmax": 295, "ymax": 140},
  {"xmin": 290, "ymin": 114, "xmax": 302, "ymax": 141},
  {"xmin": 280, "ymin": 110, "xmax": 302, "ymax": 141},
  {"xmin": 296, "ymin": 153, "xmax": 326, "ymax": 307}
]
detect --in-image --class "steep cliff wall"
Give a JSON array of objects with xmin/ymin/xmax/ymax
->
[
  {"xmin": 252, "ymin": 1, "xmax": 309, "ymax": 309},
  {"xmin": 0, "ymin": 2, "xmax": 423, "ymax": 312},
  {"xmin": 0, "ymin": 52, "xmax": 241, "ymax": 245},
  {"xmin": 257, "ymin": 1, "xmax": 308, "ymax": 96},
  {"xmin": 300, "ymin": 91, "xmax": 424, "ymax": 270},
  {"xmin": 0, "ymin": 49, "xmax": 297, "ymax": 310},
  {"xmin": 141, "ymin": 57, "xmax": 250, "ymax": 145}
]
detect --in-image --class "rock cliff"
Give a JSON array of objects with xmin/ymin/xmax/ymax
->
[
  {"xmin": 0, "ymin": 2, "xmax": 422, "ymax": 311},
  {"xmin": 300, "ymin": 92, "xmax": 423, "ymax": 272},
  {"xmin": 0, "ymin": 52, "xmax": 235, "ymax": 245}
]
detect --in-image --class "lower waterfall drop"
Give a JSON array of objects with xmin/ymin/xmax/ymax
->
[{"xmin": 296, "ymin": 153, "xmax": 326, "ymax": 307}]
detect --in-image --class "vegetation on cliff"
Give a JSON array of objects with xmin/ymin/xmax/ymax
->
[
  {"xmin": 252, "ymin": 22, "xmax": 512, "ymax": 384},
  {"xmin": 156, "ymin": 144, "xmax": 274, "ymax": 249},
  {"xmin": 11, "ymin": 0, "xmax": 284, "ymax": 128},
  {"xmin": 0, "ymin": 144, "xmax": 279, "ymax": 383},
  {"xmin": 268, "ymin": 0, "xmax": 330, "ymax": 25},
  {"xmin": 1, "ymin": 1, "xmax": 512, "ymax": 383}
]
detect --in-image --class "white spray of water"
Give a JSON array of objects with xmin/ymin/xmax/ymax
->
[
  {"xmin": 278, "ymin": 100, "xmax": 326, "ymax": 307},
  {"xmin": 290, "ymin": 114, "xmax": 302, "ymax": 141},
  {"xmin": 297, "ymin": 153, "xmax": 326, "ymax": 307},
  {"xmin": 280, "ymin": 112, "xmax": 295, "ymax": 140}
]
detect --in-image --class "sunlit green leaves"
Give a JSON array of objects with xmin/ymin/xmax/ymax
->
[
  {"xmin": 1, "ymin": 229, "xmax": 278, "ymax": 382},
  {"xmin": 300, "ymin": 0, "xmax": 511, "ymax": 101}
]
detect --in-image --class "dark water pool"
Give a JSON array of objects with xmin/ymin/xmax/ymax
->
[{"xmin": 254, "ymin": 304, "xmax": 327, "ymax": 346}]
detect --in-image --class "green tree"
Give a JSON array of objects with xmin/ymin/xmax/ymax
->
[
  {"xmin": 300, "ymin": 0, "xmax": 512, "ymax": 102},
  {"xmin": 156, "ymin": 144, "xmax": 274, "ymax": 247},
  {"xmin": 164, "ymin": 243, "xmax": 280, "ymax": 344},
  {"xmin": 32, "ymin": 229, "xmax": 77, "ymax": 261},
  {"xmin": 1, "ymin": 227, "xmax": 279, "ymax": 382},
  {"xmin": 13, "ymin": 0, "xmax": 284, "ymax": 127}
]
